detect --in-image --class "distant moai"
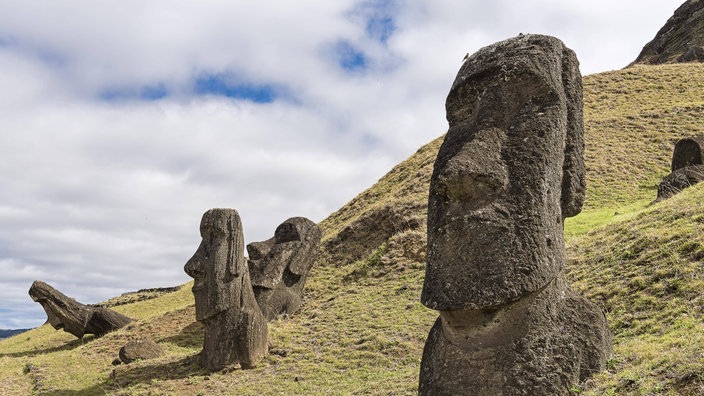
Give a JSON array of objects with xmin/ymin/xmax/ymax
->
[
  {"xmin": 419, "ymin": 34, "xmax": 611, "ymax": 395},
  {"xmin": 654, "ymin": 137, "xmax": 704, "ymax": 202},
  {"xmin": 29, "ymin": 280, "xmax": 132, "ymax": 338},
  {"xmin": 671, "ymin": 136, "xmax": 704, "ymax": 171},
  {"xmin": 247, "ymin": 217, "xmax": 321, "ymax": 321},
  {"xmin": 184, "ymin": 209, "xmax": 268, "ymax": 371}
]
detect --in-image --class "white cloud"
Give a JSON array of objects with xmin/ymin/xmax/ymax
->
[{"xmin": 0, "ymin": 0, "xmax": 686, "ymax": 328}]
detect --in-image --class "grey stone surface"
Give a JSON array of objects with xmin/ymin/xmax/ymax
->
[
  {"xmin": 656, "ymin": 164, "xmax": 704, "ymax": 202},
  {"xmin": 419, "ymin": 34, "xmax": 610, "ymax": 395},
  {"xmin": 671, "ymin": 136, "xmax": 704, "ymax": 171},
  {"xmin": 247, "ymin": 217, "xmax": 321, "ymax": 321},
  {"xmin": 28, "ymin": 280, "xmax": 132, "ymax": 338},
  {"xmin": 119, "ymin": 338, "xmax": 163, "ymax": 364},
  {"xmin": 184, "ymin": 208, "xmax": 268, "ymax": 371}
]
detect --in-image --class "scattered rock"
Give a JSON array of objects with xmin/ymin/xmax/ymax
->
[
  {"xmin": 184, "ymin": 209, "xmax": 268, "ymax": 371},
  {"xmin": 247, "ymin": 217, "xmax": 321, "ymax": 321},
  {"xmin": 28, "ymin": 281, "xmax": 132, "ymax": 338},
  {"xmin": 419, "ymin": 34, "xmax": 611, "ymax": 395},
  {"xmin": 118, "ymin": 338, "xmax": 163, "ymax": 364}
]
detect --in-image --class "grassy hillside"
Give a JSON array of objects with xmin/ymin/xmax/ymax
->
[{"xmin": 2, "ymin": 63, "xmax": 704, "ymax": 395}]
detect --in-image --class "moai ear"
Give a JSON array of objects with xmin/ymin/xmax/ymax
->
[
  {"xmin": 225, "ymin": 213, "xmax": 242, "ymax": 279},
  {"xmin": 560, "ymin": 47, "xmax": 586, "ymax": 219}
]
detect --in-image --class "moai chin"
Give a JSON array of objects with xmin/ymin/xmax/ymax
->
[
  {"xmin": 247, "ymin": 217, "xmax": 321, "ymax": 321},
  {"xmin": 419, "ymin": 34, "xmax": 611, "ymax": 395},
  {"xmin": 184, "ymin": 208, "xmax": 268, "ymax": 371}
]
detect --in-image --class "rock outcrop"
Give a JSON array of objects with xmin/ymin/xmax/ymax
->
[
  {"xmin": 419, "ymin": 34, "xmax": 611, "ymax": 395},
  {"xmin": 247, "ymin": 217, "xmax": 321, "ymax": 321},
  {"xmin": 184, "ymin": 209, "xmax": 268, "ymax": 371},
  {"xmin": 28, "ymin": 280, "xmax": 132, "ymax": 338},
  {"xmin": 633, "ymin": 0, "xmax": 704, "ymax": 65}
]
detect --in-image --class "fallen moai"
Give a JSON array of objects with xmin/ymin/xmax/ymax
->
[
  {"xmin": 184, "ymin": 208, "xmax": 268, "ymax": 371},
  {"xmin": 419, "ymin": 34, "xmax": 611, "ymax": 395},
  {"xmin": 247, "ymin": 217, "xmax": 321, "ymax": 321},
  {"xmin": 28, "ymin": 280, "xmax": 132, "ymax": 338}
]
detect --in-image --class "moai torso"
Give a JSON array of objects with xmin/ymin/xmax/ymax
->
[
  {"xmin": 419, "ymin": 34, "xmax": 609, "ymax": 395},
  {"xmin": 184, "ymin": 208, "xmax": 268, "ymax": 371}
]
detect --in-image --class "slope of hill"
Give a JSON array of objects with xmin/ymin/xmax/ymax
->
[
  {"xmin": 633, "ymin": 0, "xmax": 704, "ymax": 65},
  {"xmin": 1, "ymin": 63, "xmax": 704, "ymax": 395},
  {"xmin": 568, "ymin": 183, "xmax": 704, "ymax": 395}
]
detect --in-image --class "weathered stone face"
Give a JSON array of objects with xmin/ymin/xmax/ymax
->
[
  {"xmin": 247, "ymin": 217, "xmax": 321, "ymax": 321},
  {"xmin": 185, "ymin": 209, "xmax": 243, "ymax": 321},
  {"xmin": 422, "ymin": 34, "xmax": 585, "ymax": 311},
  {"xmin": 418, "ymin": 35, "xmax": 609, "ymax": 395},
  {"xmin": 184, "ymin": 208, "xmax": 268, "ymax": 371}
]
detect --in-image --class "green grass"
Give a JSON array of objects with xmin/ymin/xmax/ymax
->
[
  {"xmin": 567, "ymin": 184, "xmax": 704, "ymax": 395},
  {"xmin": 3, "ymin": 63, "xmax": 704, "ymax": 395}
]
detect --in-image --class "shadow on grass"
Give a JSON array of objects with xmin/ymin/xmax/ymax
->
[
  {"xmin": 0, "ymin": 335, "xmax": 97, "ymax": 358},
  {"xmin": 160, "ymin": 321, "xmax": 203, "ymax": 349},
  {"xmin": 109, "ymin": 353, "xmax": 206, "ymax": 388}
]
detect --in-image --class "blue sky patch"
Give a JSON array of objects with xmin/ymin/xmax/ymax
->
[
  {"xmin": 140, "ymin": 84, "xmax": 168, "ymax": 100},
  {"xmin": 350, "ymin": 0, "xmax": 397, "ymax": 44},
  {"xmin": 333, "ymin": 41, "xmax": 368, "ymax": 73},
  {"xmin": 194, "ymin": 74, "xmax": 278, "ymax": 103}
]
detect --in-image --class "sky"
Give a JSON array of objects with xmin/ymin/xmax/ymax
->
[{"xmin": 0, "ymin": 0, "xmax": 685, "ymax": 329}]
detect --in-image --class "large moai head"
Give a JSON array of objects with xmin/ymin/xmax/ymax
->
[
  {"xmin": 421, "ymin": 34, "xmax": 586, "ymax": 311},
  {"xmin": 247, "ymin": 217, "xmax": 321, "ymax": 292},
  {"xmin": 184, "ymin": 209, "xmax": 246, "ymax": 321},
  {"xmin": 247, "ymin": 217, "xmax": 321, "ymax": 320}
]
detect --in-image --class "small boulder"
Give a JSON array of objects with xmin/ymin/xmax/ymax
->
[{"xmin": 118, "ymin": 338, "xmax": 163, "ymax": 364}]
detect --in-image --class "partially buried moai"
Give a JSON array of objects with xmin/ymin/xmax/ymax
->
[
  {"xmin": 419, "ymin": 34, "xmax": 611, "ymax": 395},
  {"xmin": 247, "ymin": 217, "xmax": 321, "ymax": 321},
  {"xmin": 184, "ymin": 208, "xmax": 267, "ymax": 371}
]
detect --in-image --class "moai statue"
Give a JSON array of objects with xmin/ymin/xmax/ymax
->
[
  {"xmin": 419, "ymin": 35, "xmax": 611, "ymax": 395},
  {"xmin": 247, "ymin": 217, "xmax": 321, "ymax": 321},
  {"xmin": 29, "ymin": 280, "xmax": 132, "ymax": 338},
  {"xmin": 184, "ymin": 208, "xmax": 268, "ymax": 371},
  {"xmin": 671, "ymin": 136, "xmax": 704, "ymax": 171}
]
